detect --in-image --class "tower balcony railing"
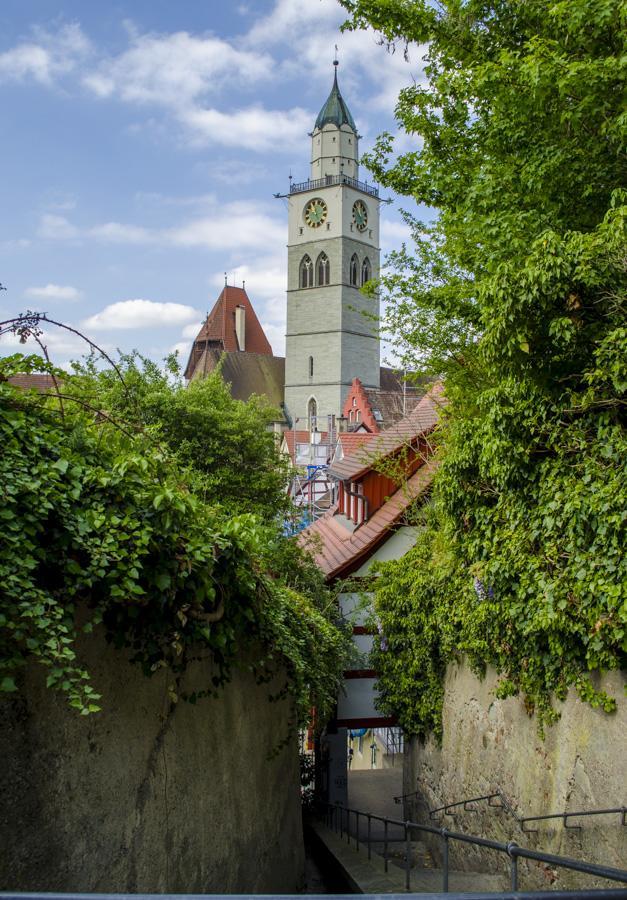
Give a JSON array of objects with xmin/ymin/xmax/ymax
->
[{"xmin": 289, "ymin": 173, "xmax": 379, "ymax": 198}]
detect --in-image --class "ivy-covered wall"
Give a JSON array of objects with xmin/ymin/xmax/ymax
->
[
  {"xmin": 403, "ymin": 660, "xmax": 626, "ymax": 890},
  {"xmin": 0, "ymin": 628, "xmax": 304, "ymax": 893}
]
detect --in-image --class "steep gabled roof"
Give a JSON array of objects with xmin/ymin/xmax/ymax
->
[
  {"xmin": 299, "ymin": 460, "xmax": 438, "ymax": 579},
  {"xmin": 184, "ymin": 285, "xmax": 273, "ymax": 379},
  {"xmin": 329, "ymin": 384, "xmax": 445, "ymax": 482},
  {"xmin": 188, "ymin": 347, "xmax": 285, "ymax": 410}
]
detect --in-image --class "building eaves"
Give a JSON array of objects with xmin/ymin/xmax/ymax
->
[{"xmin": 299, "ymin": 459, "xmax": 438, "ymax": 580}]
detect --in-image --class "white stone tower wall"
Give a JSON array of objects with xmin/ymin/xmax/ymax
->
[{"xmin": 284, "ymin": 71, "xmax": 380, "ymax": 425}]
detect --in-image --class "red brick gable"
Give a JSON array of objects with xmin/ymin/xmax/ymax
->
[{"xmin": 342, "ymin": 377, "xmax": 379, "ymax": 432}]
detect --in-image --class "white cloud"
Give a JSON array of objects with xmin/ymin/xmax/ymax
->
[
  {"xmin": 181, "ymin": 321, "xmax": 204, "ymax": 339},
  {"xmin": 0, "ymin": 323, "xmax": 99, "ymax": 368},
  {"xmin": 210, "ymin": 255, "xmax": 286, "ymax": 316},
  {"xmin": 80, "ymin": 28, "xmax": 307, "ymax": 151},
  {"xmin": 177, "ymin": 104, "xmax": 311, "ymax": 151},
  {"xmin": 84, "ymin": 300, "xmax": 202, "ymax": 331},
  {"xmin": 25, "ymin": 283, "xmax": 83, "ymax": 301},
  {"xmin": 83, "ymin": 30, "xmax": 272, "ymax": 105},
  {"xmin": 37, "ymin": 214, "xmax": 79, "ymax": 240},
  {"xmin": 246, "ymin": 0, "xmax": 341, "ymax": 47},
  {"xmin": 88, "ymin": 222, "xmax": 152, "ymax": 244},
  {"xmin": 260, "ymin": 322, "xmax": 285, "ymax": 357},
  {"xmin": 36, "ymin": 202, "xmax": 285, "ymax": 252},
  {"xmin": 170, "ymin": 340, "xmax": 192, "ymax": 360},
  {"xmin": 167, "ymin": 203, "xmax": 285, "ymax": 250},
  {"xmin": 381, "ymin": 219, "xmax": 413, "ymax": 249},
  {"xmin": 0, "ymin": 23, "xmax": 91, "ymax": 86}
]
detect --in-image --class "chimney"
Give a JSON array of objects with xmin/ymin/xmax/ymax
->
[{"xmin": 234, "ymin": 305, "xmax": 246, "ymax": 351}]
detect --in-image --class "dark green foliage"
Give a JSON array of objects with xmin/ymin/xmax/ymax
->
[
  {"xmin": 0, "ymin": 351, "xmax": 350, "ymax": 728},
  {"xmin": 341, "ymin": 0, "xmax": 626, "ymax": 735}
]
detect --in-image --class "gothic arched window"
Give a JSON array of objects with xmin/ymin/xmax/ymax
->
[
  {"xmin": 316, "ymin": 252, "xmax": 330, "ymax": 286},
  {"xmin": 361, "ymin": 257, "xmax": 372, "ymax": 285},
  {"xmin": 349, "ymin": 253, "xmax": 358, "ymax": 286},
  {"xmin": 300, "ymin": 255, "xmax": 313, "ymax": 288},
  {"xmin": 307, "ymin": 397, "xmax": 318, "ymax": 431}
]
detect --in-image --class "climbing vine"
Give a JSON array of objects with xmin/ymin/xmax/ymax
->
[
  {"xmin": 0, "ymin": 337, "xmax": 350, "ymax": 729},
  {"xmin": 341, "ymin": 0, "xmax": 627, "ymax": 736}
]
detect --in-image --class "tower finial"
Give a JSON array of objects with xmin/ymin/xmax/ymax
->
[
  {"xmin": 224, "ymin": 272, "xmax": 227, "ymax": 287},
  {"xmin": 333, "ymin": 45, "xmax": 339, "ymax": 69}
]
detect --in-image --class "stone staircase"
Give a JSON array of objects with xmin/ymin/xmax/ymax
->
[{"xmin": 310, "ymin": 819, "xmax": 506, "ymax": 894}]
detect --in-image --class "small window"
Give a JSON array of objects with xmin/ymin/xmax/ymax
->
[
  {"xmin": 309, "ymin": 356, "xmax": 314, "ymax": 378},
  {"xmin": 300, "ymin": 255, "xmax": 313, "ymax": 288},
  {"xmin": 356, "ymin": 410, "xmax": 361, "ymax": 423},
  {"xmin": 361, "ymin": 257, "xmax": 371, "ymax": 285},
  {"xmin": 316, "ymin": 252, "xmax": 330, "ymax": 286},
  {"xmin": 349, "ymin": 253, "xmax": 358, "ymax": 286},
  {"xmin": 308, "ymin": 397, "xmax": 317, "ymax": 431},
  {"xmin": 352, "ymin": 397, "xmax": 357, "ymax": 407}
]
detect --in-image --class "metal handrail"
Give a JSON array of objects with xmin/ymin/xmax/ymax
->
[
  {"xmin": 430, "ymin": 791, "xmax": 522, "ymax": 824},
  {"xmin": 289, "ymin": 173, "xmax": 379, "ymax": 198},
  {"xmin": 394, "ymin": 788, "xmax": 627, "ymax": 835},
  {"xmin": 321, "ymin": 802, "xmax": 627, "ymax": 894},
  {"xmin": 521, "ymin": 807, "xmax": 627, "ymax": 834}
]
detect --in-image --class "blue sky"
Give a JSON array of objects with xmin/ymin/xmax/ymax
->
[{"xmin": 0, "ymin": 0, "xmax": 427, "ymax": 369}]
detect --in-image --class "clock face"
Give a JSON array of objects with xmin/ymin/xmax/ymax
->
[
  {"xmin": 352, "ymin": 200, "xmax": 368, "ymax": 231},
  {"xmin": 304, "ymin": 197, "xmax": 328, "ymax": 228}
]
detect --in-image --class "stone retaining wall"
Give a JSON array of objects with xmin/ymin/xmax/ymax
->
[
  {"xmin": 0, "ymin": 630, "xmax": 304, "ymax": 893},
  {"xmin": 404, "ymin": 661, "xmax": 626, "ymax": 891}
]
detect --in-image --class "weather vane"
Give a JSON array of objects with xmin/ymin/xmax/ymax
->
[{"xmin": 334, "ymin": 45, "xmax": 339, "ymax": 67}]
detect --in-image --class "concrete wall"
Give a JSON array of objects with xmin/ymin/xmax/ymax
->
[
  {"xmin": 404, "ymin": 660, "xmax": 626, "ymax": 890},
  {"xmin": 0, "ymin": 629, "xmax": 304, "ymax": 893}
]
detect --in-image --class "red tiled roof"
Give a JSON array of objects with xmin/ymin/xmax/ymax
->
[
  {"xmin": 336, "ymin": 432, "xmax": 375, "ymax": 458},
  {"xmin": 184, "ymin": 285, "xmax": 273, "ymax": 378},
  {"xmin": 329, "ymin": 383, "xmax": 445, "ymax": 481},
  {"xmin": 7, "ymin": 374, "xmax": 60, "ymax": 392},
  {"xmin": 298, "ymin": 459, "xmax": 438, "ymax": 579}
]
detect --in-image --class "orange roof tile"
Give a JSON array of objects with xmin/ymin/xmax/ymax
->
[
  {"xmin": 298, "ymin": 459, "xmax": 438, "ymax": 579},
  {"xmin": 329, "ymin": 383, "xmax": 445, "ymax": 482}
]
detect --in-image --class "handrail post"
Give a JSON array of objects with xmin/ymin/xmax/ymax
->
[
  {"xmin": 405, "ymin": 820, "xmax": 411, "ymax": 892},
  {"xmin": 384, "ymin": 817, "xmax": 389, "ymax": 873},
  {"xmin": 508, "ymin": 841, "xmax": 519, "ymax": 892},
  {"xmin": 441, "ymin": 828, "xmax": 449, "ymax": 893},
  {"xmin": 367, "ymin": 813, "xmax": 372, "ymax": 860},
  {"xmin": 356, "ymin": 810, "xmax": 360, "ymax": 852}
]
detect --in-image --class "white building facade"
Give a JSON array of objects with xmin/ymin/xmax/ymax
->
[{"xmin": 284, "ymin": 65, "xmax": 381, "ymax": 428}]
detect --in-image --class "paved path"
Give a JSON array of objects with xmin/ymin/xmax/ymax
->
[{"xmin": 310, "ymin": 820, "xmax": 507, "ymax": 894}]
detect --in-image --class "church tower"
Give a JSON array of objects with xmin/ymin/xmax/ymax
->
[{"xmin": 284, "ymin": 63, "xmax": 380, "ymax": 428}]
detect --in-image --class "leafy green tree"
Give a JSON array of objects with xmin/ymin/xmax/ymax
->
[
  {"xmin": 67, "ymin": 352, "xmax": 290, "ymax": 520},
  {"xmin": 341, "ymin": 0, "xmax": 626, "ymax": 734},
  {"xmin": 0, "ymin": 348, "xmax": 349, "ymax": 730}
]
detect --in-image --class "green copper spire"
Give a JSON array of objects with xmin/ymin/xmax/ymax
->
[{"xmin": 314, "ymin": 64, "xmax": 357, "ymax": 132}]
